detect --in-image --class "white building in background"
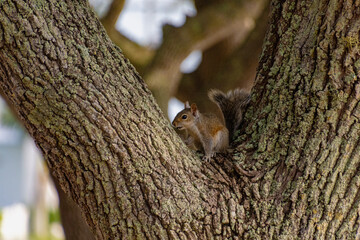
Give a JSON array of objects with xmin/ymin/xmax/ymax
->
[
  {"xmin": 0, "ymin": 126, "xmax": 40, "ymax": 239},
  {"xmin": 0, "ymin": 127, "xmax": 39, "ymax": 208}
]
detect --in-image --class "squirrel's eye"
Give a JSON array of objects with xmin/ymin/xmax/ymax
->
[{"xmin": 182, "ymin": 115, "xmax": 187, "ymax": 119}]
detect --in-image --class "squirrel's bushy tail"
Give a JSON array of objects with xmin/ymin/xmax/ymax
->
[{"xmin": 208, "ymin": 89, "xmax": 250, "ymax": 140}]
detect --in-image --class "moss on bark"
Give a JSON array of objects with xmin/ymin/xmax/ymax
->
[{"xmin": 0, "ymin": 0, "xmax": 360, "ymax": 239}]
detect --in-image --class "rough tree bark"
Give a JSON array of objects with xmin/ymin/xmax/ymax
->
[
  {"xmin": 235, "ymin": 0, "xmax": 360, "ymax": 238},
  {"xmin": 0, "ymin": 1, "xmax": 360, "ymax": 240},
  {"xmin": 0, "ymin": 1, "xmax": 238, "ymax": 239}
]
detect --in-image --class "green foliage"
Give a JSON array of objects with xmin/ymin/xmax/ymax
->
[
  {"xmin": 28, "ymin": 209, "xmax": 63, "ymax": 240},
  {"xmin": 48, "ymin": 209, "xmax": 61, "ymax": 224},
  {"xmin": 29, "ymin": 234, "xmax": 63, "ymax": 240},
  {"xmin": 1, "ymin": 107, "xmax": 19, "ymax": 127},
  {"xmin": 0, "ymin": 98, "xmax": 20, "ymax": 127}
]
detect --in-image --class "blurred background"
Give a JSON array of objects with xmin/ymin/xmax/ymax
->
[{"xmin": 0, "ymin": 0, "xmax": 269, "ymax": 239}]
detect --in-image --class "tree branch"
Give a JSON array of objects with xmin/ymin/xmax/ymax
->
[
  {"xmin": 100, "ymin": 0, "xmax": 154, "ymax": 71},
  {"xmin": 101, "ymin": 0, "xmax": 126, "ymax": 28}
]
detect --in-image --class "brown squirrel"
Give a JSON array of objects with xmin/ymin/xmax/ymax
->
[{"xmin": 172, "ymin": 89, "xmax": 250, "ymax": 161}]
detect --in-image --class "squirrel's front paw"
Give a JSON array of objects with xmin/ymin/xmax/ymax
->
[
  {"xmin": 202, "ymin": 155, "xmax": 211, "ymax": 162},
  {"xmin": 202, "ymin": 153, "xmax": 214, "ymax": 162}
]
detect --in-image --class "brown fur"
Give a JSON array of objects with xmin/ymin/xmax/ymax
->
[
  {"xmin": 208, "ymin": 89, "xmax": 250, "ymax": 140},
  {"xmin": 172, "ymin": 88, "xmax": 250, "ymax": 161},
  {"xmin": 172, "ymin": 104, "xmax": 229, "ymax": 161}
]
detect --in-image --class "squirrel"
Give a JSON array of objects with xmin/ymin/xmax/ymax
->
[{"xmin": 172, "ymin": 89, "xmax": 250, "ymax": 161}]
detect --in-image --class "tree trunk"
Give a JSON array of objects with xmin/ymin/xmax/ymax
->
[
  {"xmin": 0, "ymin": 0, "xmax": 359, "ymax": 240},
  {"xmin": 234, "ymin": 0, "xmax": 360, "ymax": 238}
]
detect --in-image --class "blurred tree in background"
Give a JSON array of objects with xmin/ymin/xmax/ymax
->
[{"xmin": 97, "ymin": 0, "xmax": 269, "ymax": 113}]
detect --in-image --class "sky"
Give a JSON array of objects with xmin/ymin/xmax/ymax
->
[{"xmin": 89, "ymin": 0, "xmax": 196, "ymax": 46}]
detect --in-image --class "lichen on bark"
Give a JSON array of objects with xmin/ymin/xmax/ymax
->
[{"xmin": 1, "ymin": 0, "xmax": 360, "ymax": 239}]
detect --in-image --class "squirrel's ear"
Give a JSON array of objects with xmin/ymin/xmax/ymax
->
[
  {"xmin": 190, "ymin": 103, "xmax": 198, "ymax": 116},
  {"xmin": 185, "ymin": 101, "xmax": 190, "ymax": 108}
]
